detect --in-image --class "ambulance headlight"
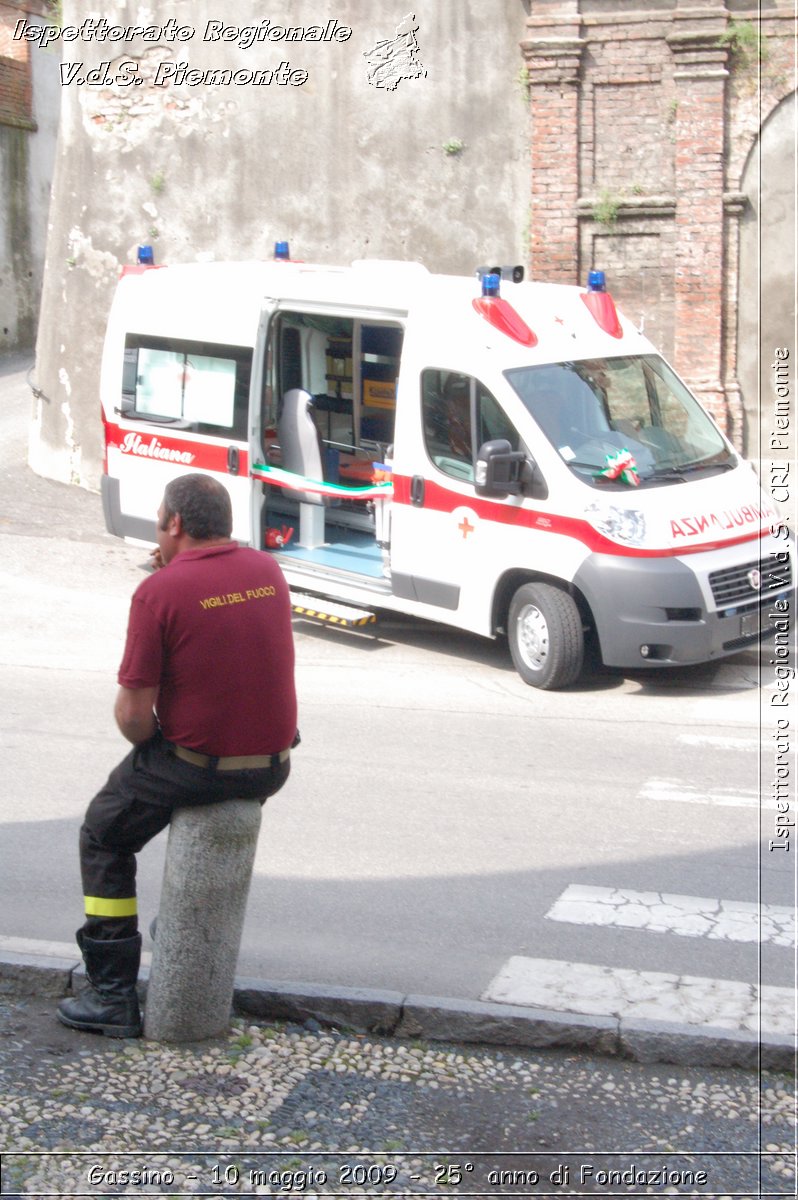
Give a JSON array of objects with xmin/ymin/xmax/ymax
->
[{"xmin": 585, "ymin": 502, "xmax": 646, "ymax": 546}]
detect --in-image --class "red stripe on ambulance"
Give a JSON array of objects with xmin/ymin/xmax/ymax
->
[
  {"xmin": 392, "ymin": 474, "xmax": 770, "ymax": 559},
  {"xmin": 106, "ymin": 425, "xmax": 249, "ymax": 475}
]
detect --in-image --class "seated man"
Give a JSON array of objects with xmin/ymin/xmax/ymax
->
[{"xmin": 57, "ymin": 474, "xmax": 298, "ymax": 1037}]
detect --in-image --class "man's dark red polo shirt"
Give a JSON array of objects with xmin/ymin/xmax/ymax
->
[{"xmin": 118, "ymin": 543, "xmax": 297, "ymax": 756}]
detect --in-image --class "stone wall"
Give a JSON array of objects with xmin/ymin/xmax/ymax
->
[{"xmin": 28, "ymin": 0, "xmax": 531, "ymax": 488}]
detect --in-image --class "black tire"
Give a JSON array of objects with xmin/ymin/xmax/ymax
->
[{"xmin": 507, "ymin": 582, "xmax": 584, "ymax": 689}]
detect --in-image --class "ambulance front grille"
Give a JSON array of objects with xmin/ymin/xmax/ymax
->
[{"xmin": 709, "ymin": 557, "xmax": 792, "ymax": 609}]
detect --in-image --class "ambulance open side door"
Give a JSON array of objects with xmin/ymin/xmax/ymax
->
[{"xmin": 248, "ymin": 297, "xmax": 279, "ymax": 546}]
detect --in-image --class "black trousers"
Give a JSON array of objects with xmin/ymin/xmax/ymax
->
[{"xmin": 79, "ymin": 731, "xmax": 290, "ymax": 940}]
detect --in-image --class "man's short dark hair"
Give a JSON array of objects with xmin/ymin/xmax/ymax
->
[{"xmin": 160, "ymin": 474, "xmax": 233, "ymax": 540}]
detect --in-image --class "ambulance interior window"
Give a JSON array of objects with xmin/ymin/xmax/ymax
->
[
  {"xmin": 262, "ymin": 318, "xmax": 306, "ymax": 439},
  {"xmin": 280, "ymin": 326, "xmax": 302, "ymax": 397},
  {"xmin": 505, "ymin": 355, "xmax": 733, "ymax": 486},
  {"xmin": 122, "ymin": 335, "xmax": 250, "ymax": 439},
  {"xmin": 360, "ymin": 324, "xmax": 402, "ymax": 449},
  {"xmin": 266, "ymin": 313, "xmax": 402, "ymax": 459},
  {"xmin": 266, "ymin": 313, "xmax": 355, "ymax": 451},
  {"xmin": 422, "ymin": 370, "xmax": 522, "ymax": 484}
]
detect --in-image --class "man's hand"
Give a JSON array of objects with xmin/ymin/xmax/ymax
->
[
  {"xmin": 114, "ymin": 686, "xmax": 158, "ymax": 744},
  {"xmin": 149, "ymin": 547, "xmax": 165, "ymax": 570}
]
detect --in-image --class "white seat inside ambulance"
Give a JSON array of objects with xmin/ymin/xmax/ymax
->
[
  {"xmin": 277, "ymin": 388, "xmax": 326, "ymax": 505},
  {"xmin": 273, "ymin": 388, "xmax": 376, "ymax": 540}
]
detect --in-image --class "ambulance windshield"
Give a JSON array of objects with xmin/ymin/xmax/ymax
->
[{"xmin": 505, "ymin": 355, "xmax": 735, "ymax": 487}]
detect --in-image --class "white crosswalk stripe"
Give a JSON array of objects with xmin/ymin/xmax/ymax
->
[
  {"xmin": 639, "ymin": 777, "xmax": 770, "ymax": 808},
  {"xmin": 676, "ymin": 733, "xmax": 760, "ymax": 751},
  {"xmin": 483, "ymin": 957, "xmax": 795, "ymax": 1036},
  {"xmin": 545, "ymin": 885, "xmax": 795, "ymax": 947},
  {"xmin": 484, "ymin": 724, "xmax": 795, "ymax": 1036}
]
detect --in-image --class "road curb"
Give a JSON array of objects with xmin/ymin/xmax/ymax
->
[
  {"xmin": 0, "ymin": 949, "xmax": 79, "ymax": 999},
  {"xmin": 1, "ymin": 946, "xmax": 793, "ymax": 1072}
]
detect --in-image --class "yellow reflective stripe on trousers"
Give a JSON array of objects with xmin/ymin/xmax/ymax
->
[{"xmin": 84, "ymin": 896, "xmax": 138, "ymax": 917}]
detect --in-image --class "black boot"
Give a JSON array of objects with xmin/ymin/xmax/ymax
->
[{"xmin": 57, "ymin": 931, "xmax": 142, "ymax": 1038}]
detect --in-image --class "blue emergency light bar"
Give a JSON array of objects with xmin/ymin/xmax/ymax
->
[
  {"xmin": 274, "ymin": 241, "xmax": 290, "ymax": 260},
  {"xmin": 587, "ymin": 269, "xmax": 607, "ymax": 292},
  {"xmin": 137, "ymin": 245, "xmax": 154, "ymax": 265},
  {"xmin": 481, "ymin": 273, "xmax": 501, "ymax": 297}
]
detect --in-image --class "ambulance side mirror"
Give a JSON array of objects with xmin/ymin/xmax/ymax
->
[{"xmin": 475, "ymin": 439, "xmax": 528, "ymax": 497}]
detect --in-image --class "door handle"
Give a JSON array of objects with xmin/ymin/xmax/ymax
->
[
  {"xmin": 410, "ymin": 475, "xmax": 425, "ymax": 506},
  {"xmin": 227, "ymin": 446, "xmax": 240, "ymax": 475}
]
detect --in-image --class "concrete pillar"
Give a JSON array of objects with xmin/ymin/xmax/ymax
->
[{"xmin": 144, "ymin": 799, "xmax": 262, "ymax": 1042}]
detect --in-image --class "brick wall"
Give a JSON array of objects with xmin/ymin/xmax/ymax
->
[
  {"xmin": 521, "ymin": 0, "xmax": 797, "ymax": 447},
  {"xmin": 523, "ymin": 0, "xmax": 582, "ymax": 283},
  {"xmin": 0, "ymin": 0, "xmax": 45, "ymax": 129}
]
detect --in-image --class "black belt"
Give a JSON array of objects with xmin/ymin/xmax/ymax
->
[{"xmin": 172, "ymin": 745, "xmax": 291, "ymax": 772}]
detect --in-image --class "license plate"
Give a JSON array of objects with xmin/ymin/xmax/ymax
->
[{"xmin": 740, "ymin": 609, "xmax": 763, "ymax": 639}]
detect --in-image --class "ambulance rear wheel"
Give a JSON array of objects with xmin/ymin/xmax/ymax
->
[{"xmin": 508, "ymin": 582, "xmax": 584, "ymax": 689}]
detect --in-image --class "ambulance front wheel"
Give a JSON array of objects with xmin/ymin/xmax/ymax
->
[{"xmin": 507, "ymin": 582, "xmax": 584, "ymax": 689}]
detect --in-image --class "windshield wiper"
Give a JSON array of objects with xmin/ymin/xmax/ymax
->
[
  {"xmin": 564, "ymin": 460, "xmax": 617, "ymax": 475},
  {"xmin": 650, "ymin": 458, "xmax": 735, "ymax": 480},
  {"xmin": 647, "ymin": 466, "xmax": 688, "ymax": 481}
]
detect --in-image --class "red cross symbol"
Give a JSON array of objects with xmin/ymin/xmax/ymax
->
[{"xmin": 458, "ymin": 515, "xmax": 475, "ymax": 539}]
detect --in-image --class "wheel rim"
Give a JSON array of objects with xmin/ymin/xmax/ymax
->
[{"xmin": 516, "ymin": 603, "xmax": 549, "ymax": 672}]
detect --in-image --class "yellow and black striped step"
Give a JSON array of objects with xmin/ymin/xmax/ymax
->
[{"xmin": 290, "ymin": 592, "xmax": 376, "ymax": 628}]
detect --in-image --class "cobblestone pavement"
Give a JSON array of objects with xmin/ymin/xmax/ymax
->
[{"xmin": 0, "ymin": 995, "xmax": 794, "ymax": 1198}]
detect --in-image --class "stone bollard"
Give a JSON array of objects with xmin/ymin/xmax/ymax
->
[{"xmin": 144, "ymin": 799, "xmax": 262, "ymax": 1042}]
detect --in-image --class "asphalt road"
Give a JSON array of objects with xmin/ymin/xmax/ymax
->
[{"xmin": 1, "ymin": 352, "xmax": 794, "ymax": 1017}]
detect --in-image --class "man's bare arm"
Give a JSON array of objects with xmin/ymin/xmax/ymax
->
[{"xmin": 114, "ymin": 686, "xmax": 158, "ymax": 744}]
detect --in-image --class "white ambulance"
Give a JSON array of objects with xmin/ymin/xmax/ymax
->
[{"xmin": 100, "ymin": 253, "xmax": 791, "ymax": 689}]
